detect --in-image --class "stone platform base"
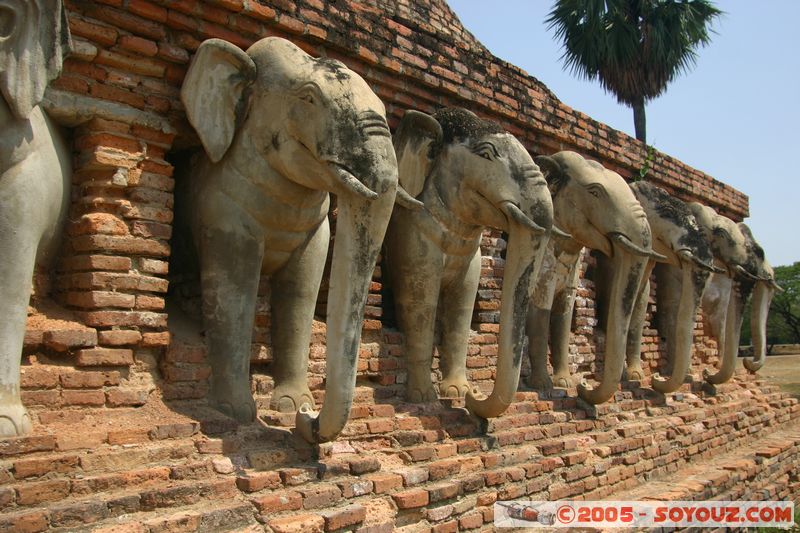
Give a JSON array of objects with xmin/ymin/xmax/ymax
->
[{"xmin": 1, "ymin": 372, "xmax": 798, "ymax": 532}]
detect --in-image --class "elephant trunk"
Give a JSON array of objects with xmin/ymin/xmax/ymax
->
[
  {"xmin": 743, "ymin": 281, "xmax": 774, "ymax": 373},
  {"xmin": 579, "ymin": 245, "xmax": 647, "ymax": 404},
  {"xmin": 652, "ymin": 263, "xmax": 702, "ymax": 393},
  {"xmin": 465, "ymin": 222, "xmax": 548, "ymax": 418},
  {"xmin": 295, "ymin": 164, "xmax": 396, "ymax": 444},
  {"xmin": 704, "ymin": 280, "xmax": 749, "ymax": 384}
]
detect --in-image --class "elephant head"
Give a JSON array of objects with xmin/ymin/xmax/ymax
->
[
  {"xmin": 738, "ymin": 223, "xmax": 781, "ymax": 373},
  {"xmin": 0, "ymin": 0, "xmax": 71, "ymax": 119},
  {"xmin": 627, "ymin": 182, "xmax": 719, "ymax": 393},
  {"xmin": 181, "ymin": 37, "xmax": 398, "ymax": 443},
  {"xmin": 385, "ymin": 107, "xmax": 555, "ymax": 418},
  {"xmin": 533, "ymin": 152, "xmax": 658, "ymax": 404},
  {"xmin": 688, "ymin": 203, "xmax": 762, "ymax": 384}
]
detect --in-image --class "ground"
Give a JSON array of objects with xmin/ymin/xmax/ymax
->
[{"xmin": 760, "ymin": 353, "xmax": 800, "ymax": 399}]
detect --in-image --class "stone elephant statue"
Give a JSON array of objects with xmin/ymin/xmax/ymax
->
[
  {"xmin": 689, "ymin": 203, "xmax": 779, "ymax": 383},
  {"xmin": 625, "ymin": 182, "xmax": 721, "ymax": 393},
  {"xmin": 739, "ymin": 224, "xmax": 780, "ymax": 373},
  {"xmin": 180, "ymin": 37, "xmax": 398, "ymax": 443},
  {"xmin": 384, "ymin": 108, "xmax": 556, "ymax": 418},
  {"xmin": 0, "ymin": 0, "xmax": 71, "ymax": 437},
  {"xmin": 527, "ymin": 151, "xmax": 662, "ymax": 405}
]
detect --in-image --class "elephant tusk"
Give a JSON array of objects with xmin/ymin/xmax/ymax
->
[
  {"xmin": 649, "ymin": 250, "xmax": 668, "ymax": 262},
  {"xmin": 678, "ymin": 248, "xmax": 722, "ymax": 272},
  {"xmin": 770, "ymin": 279, "xmax": 785, "ymax": 292},
  {"xmin": 697, "ymin": 259, "xmax": 725, "ymax": 273},
  {"xmin": 610, "ymin": 232, "xmax": 656, "ymax": 258},
  {"xmin": 499, "ymin": 201, "xmax": 546, "ymax": 234},
  {"xmin": 551, "ymin": 225, "xmax": 572, "ymax": 240},
  {"xmin": 395, "ymin": 185, "xmax": 425, "ymax": 210},
  {"xmin": 734, "ymin": 264, "xmax": 760, "ymax": 281},
  {"xmin": 330, "ymin": 164, "xmax": 379, "ymax": 200}
]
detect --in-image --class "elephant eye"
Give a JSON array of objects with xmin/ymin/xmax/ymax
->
[
  {"xmin": 472, "ymin": 142, "xmax": 498, "ymax": 161},
  {"xmin": 0, "ymin": 6, "xmax": 15, "ymax": 38},
  {"xmin": 586, "ymin": 184, "xmax": 605, "ymax": 198},
  {"xmin": 294, "ymin": 83, "xmax": 321, "ymax": 105},
  {"xmin": 713, "ymin": 227, "xmax": 730, "ymax": 239}
]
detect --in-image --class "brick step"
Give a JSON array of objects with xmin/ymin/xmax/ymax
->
[
  {"xmin": 0, "ymin": 476, "xmax": 244, "ymax": 531},
  {"xmin": 227, "ymin": 413, "xmax": 800, "ymax": 531},
  {"xmin": 5, "ymin": 379, "xmax": 789, "ymax": 489},
  {"xmin": 321, "ymin": 385, "xmax": 788, "ymax": 454},
  {"xmin": 609, "ymin": 426, "xmax": 800, "ymax": 503},
  {"xmin": 1, "ymin": 375, "xmax": 796, "ymax": 531},
  {"xmin": 2, "ymin": 438, "xmax": 201, "ymax": 488},
  {"xmin": 80, "ymin": 500, "xmax": 258, "ymax": 533}
]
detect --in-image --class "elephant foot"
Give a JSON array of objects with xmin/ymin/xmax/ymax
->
[
  {"xmin": 526, "ymin": 372, "xmax": 554, "ymax": 391},
  {"xmin": 625, "ymin": 364, "xmax": 645, "ymax": 381},
  {"xmin": 269, "ymin": 382, "xmax": 314, "ymax": 413},
  {"xmin": 439, "ymin": 375, "xmax": 470, "ymax": 399},
  {"xmin": 0, "ymin": 402, "xmax": 32, "ymax": 437},
  {"xmin": 551, "ymin": 372, "xmax": 572, "ymax": 389},
  {"xmin": 406, "ymin": 385, "xmax": 438, "ymax": 403},
  {"xmin": 209, "ymin": 387, "xmax": 256, "ymax": 423},
  {"xmin": 405, "ymin": 371, "xmax": 438, "ymax": 403}
]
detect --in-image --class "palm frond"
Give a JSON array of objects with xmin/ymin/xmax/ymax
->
[{"xmin": 546, "ymin": 0, "xmax": 723, "ymax": 105}]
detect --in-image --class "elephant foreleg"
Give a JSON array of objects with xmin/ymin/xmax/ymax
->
[
  {"xmin": 525, "ymin": 305, "xmax": 553, "ymax": 390},
  {"xmin": 396, "ymin": 296, "xmax": 439, "ymax": 403},
  {"xmin": 199, "ymin": 219, "xmax": 264, "ymax": 423},
  {"xmin": 391, "ymin": 260, "xmax": 442, "ymax": 403},
  {"xmin": 625, "ymin": 274, "xmax": 652, "ymax": 381},
  {"xmin": 549, "ymin": 287, "xmax": 577, "ymax": 389},
  {"xmin": 269, "ymin": 219, "xmax": 329, "ymax": 412},
  {"xmin": 549, "ymin": 256, "xmax": 581, "ymax": 389},
  {"xmin": 0, "ymin": 226, "xmax": 37, "ymax": 437},
  {"xmin": 437, "ymin": 250, "xmax": 481, "ymax": 399}
]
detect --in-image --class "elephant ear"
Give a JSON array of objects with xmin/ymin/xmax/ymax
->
[
  {"xmin": 0, "ymin": 0, "xmax": 71, "ymax": 119},
  {"xmin": 181, "ymin": 39, "xmax": 256, "ymax": 163},
  {"xmin": 393, "ymin": 110, "xmax": 442, "ymax": 200}
]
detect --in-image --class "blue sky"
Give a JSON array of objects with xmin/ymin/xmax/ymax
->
[{"xmin": 448, "ymin": 1, "xmax": 799, "ymax": 267}]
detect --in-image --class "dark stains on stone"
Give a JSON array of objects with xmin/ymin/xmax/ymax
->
[
  {"xmin": 622, "ymin": 263, "xmax": 643, "ymax": 317},
  {"xmin": 316, "ymin": 57, "xmax": 351, "ymax": 83},
  {"xmin": 433, "ymin": 107, "xmax": 504, "ymax": 146},
  {"xmin": 511, "ymin": 260, "xmax": 535, "ymax": 369},
  {"xmin": 692, "ymin": 269, "xmax": 710, "ymax": 299},
  {"xmin": 631, "ymin": 181, "xmax": 713, "ymax": 265},
  {"xmin": 537, "ymin": 157, "xmax": 569, "ymax": 197},
  {"xmin": 740, "ymin": 223, "xmax": 767, "ymax": 274},
  {"xmin": 711, "ymin": 226, "xmax": 738, "ymax": 260}
]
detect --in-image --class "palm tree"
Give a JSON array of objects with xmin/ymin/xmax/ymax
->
[{"xmin": 546, "ymin": 0, "xmax": 722, "ymax": 144}]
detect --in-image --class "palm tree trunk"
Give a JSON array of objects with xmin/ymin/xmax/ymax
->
[{"xmin": 632, "ymin": 97, "xmax": 646, "ymax": 143}]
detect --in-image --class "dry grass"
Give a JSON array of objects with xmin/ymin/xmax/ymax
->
[{"xmin": 758, "ymin": 353, "xmax": 800, "ymax": 399}]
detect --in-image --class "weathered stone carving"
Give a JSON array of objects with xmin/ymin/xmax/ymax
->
[
  {"xmin": 0, "ymin": 0, "xmax": 71, "ymax": 437},
  {"xmin": 179, "ymin": 37, "xmax": 398, "ymax": 443},
  {"xmin": 527, "ymin": 152, "xmax": 661, "ymax": 404},
  {"xmin": 626, "ymin": 182, "xmax": 720, "ymax": 393},
  {"xmin": 738, "ymin": 224, "xmax": 781, "ymax": 373},
  {"xmin": 690, "ymin": 204, "xmax": 779, "ymax": 383},
  {"xmin": 384, "ymin": 108, "xmax": 555, "ymax": 418}
]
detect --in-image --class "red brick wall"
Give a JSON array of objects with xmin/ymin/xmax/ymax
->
[{"xmin": 20, "ymin": 0, "xmax": 742, "ymax": 411}]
